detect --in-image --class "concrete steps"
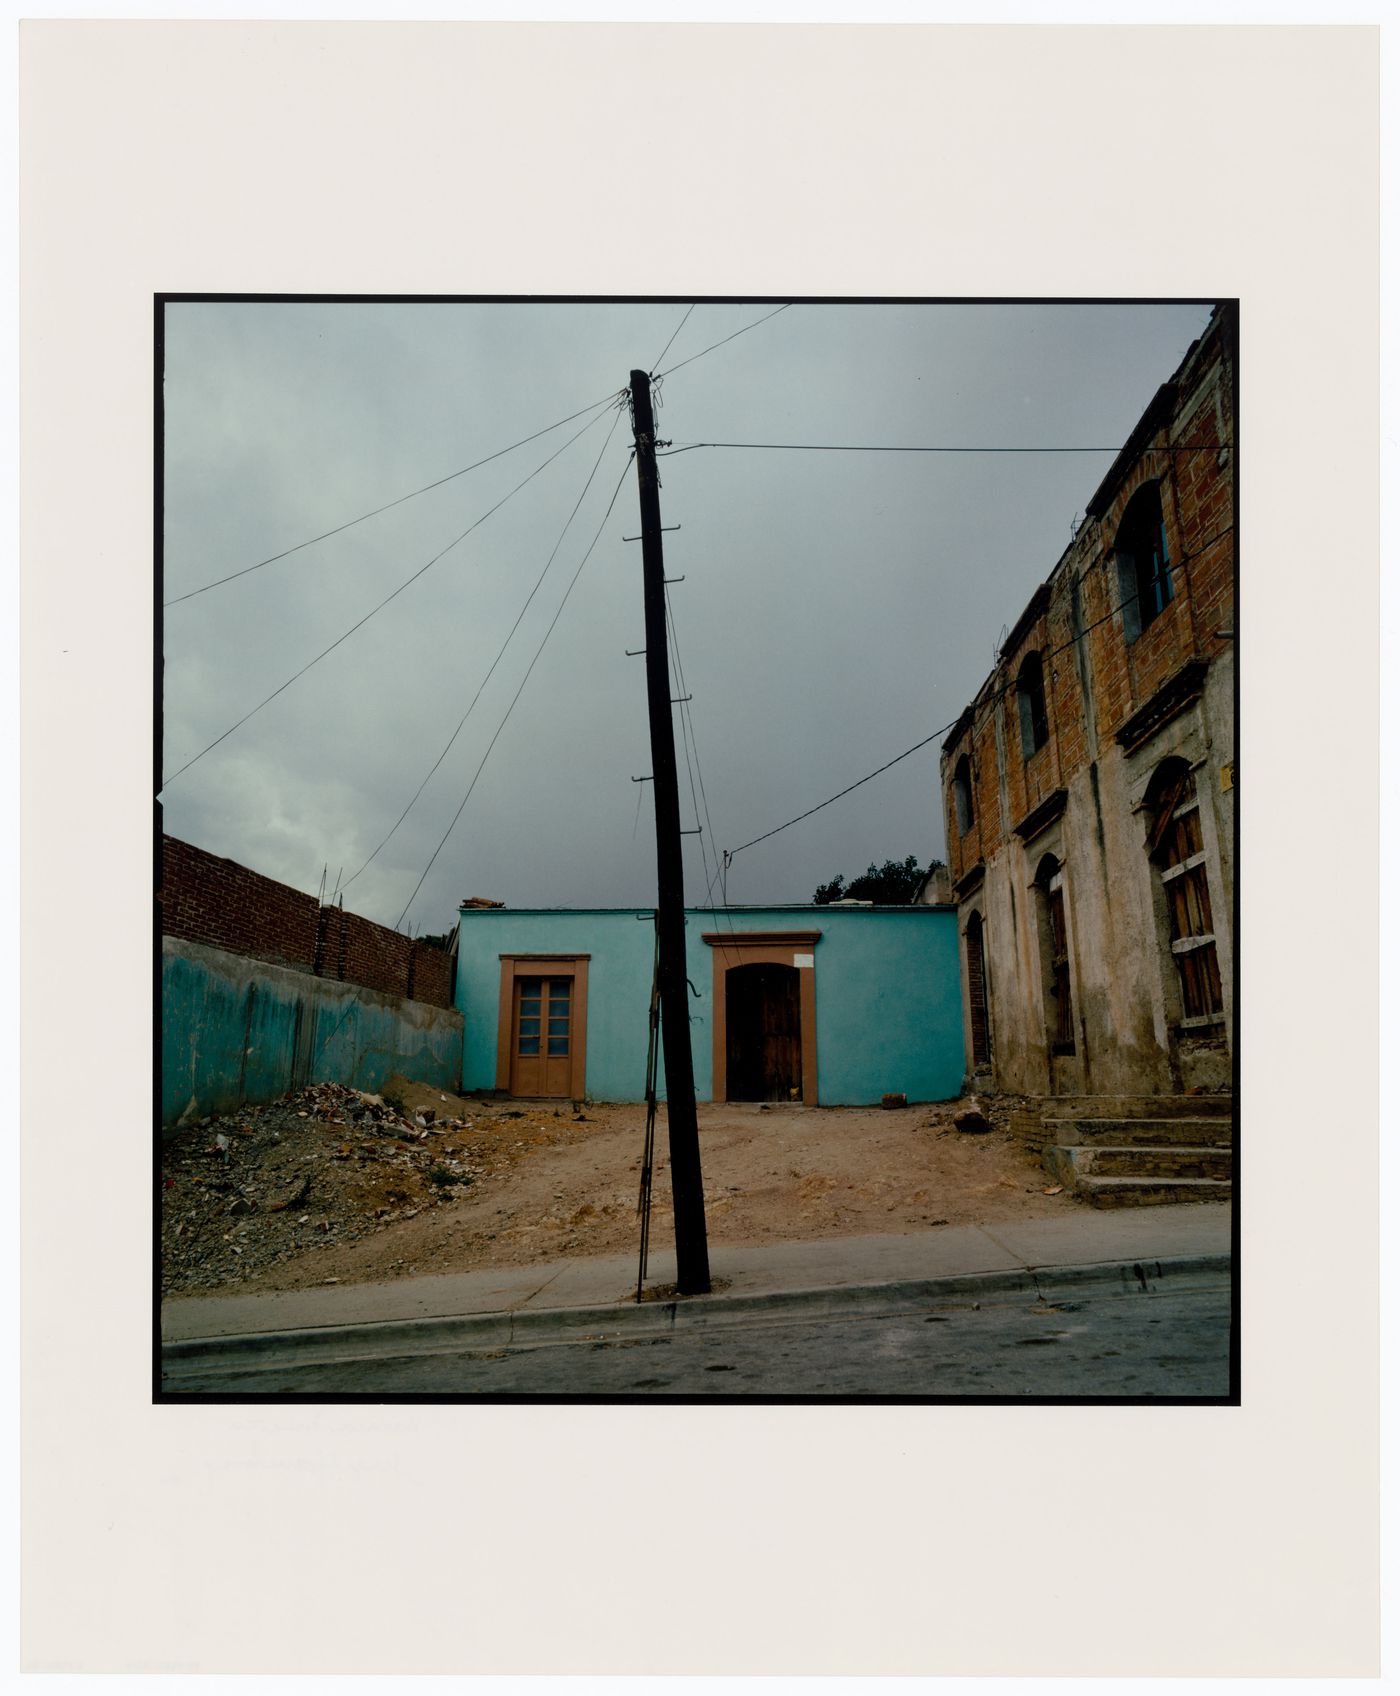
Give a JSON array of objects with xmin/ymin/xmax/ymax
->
[
  {"xmin": 1036, "ymin": 1094, "xmax": 1234, "ymax": 1121},
  {"xmin": 1017, "ymin": 1095, "xmax": 1235, "ymax": 1209},
  {"xmin": 1073, "ymin": 1175, "xmax": 1233, "ymax": 1209},
  {"xmin": 1043, "ymin": 1144, "xmax": 1233, "ymax": 1185},
  {"xmin": 1024, "ymin": 1116, "xmax": 1233, "ymax": 1150}
]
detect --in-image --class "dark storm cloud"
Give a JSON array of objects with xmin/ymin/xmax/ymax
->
[{"xmin": 160, "ymin": 299, "xmax": 1214, "ymax": 931}]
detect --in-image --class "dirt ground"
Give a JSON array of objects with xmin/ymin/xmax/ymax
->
[{"xmin": 160, "ymin": 1076, "xmax": 1078, "ymax": 1298}]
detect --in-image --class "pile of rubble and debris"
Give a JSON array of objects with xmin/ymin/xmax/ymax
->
[{"xmin": 160, "ymin": 1077, "xmax": 574, "ymax": 1295}]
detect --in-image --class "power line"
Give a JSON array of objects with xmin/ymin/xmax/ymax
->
[
  {"xmin": 657, "ymin": 440, "xmax": 1229, "ymax": 457},
  {"xmin": 160, "ymin": 404, "xmax": 618, "ymax": 790},
  {"xmin": 394, "ymin": 450, "xmax": 633, "ymax": 927},
  {"xmin": 664, "ymin": 590, "xmax": 714, "ymax": 890},
  {"xmin": 665, "ymin": 585, "xmax": 725, "ymax": 900},
  {"xmin": 343, "ymin": 404, "xmax": 629, "ymax": 890},
  {"xmin": 163, "ymin": 389, "xmax": 626, "ymax": 606},
  {"xmin": 654, "ymin": 303, "xmax": 792, "ymax": 379},
  {"xmin": 665, "ymin": 587, "xmax": 747, "ymax": 963},
  {"xmin": 729, "ymin": 725, "xmax": 952, "ymax": 860},
  {"xmin": 727, "ymin": 521, "xmax": 1235, "ymax": 862},
  {"xmin": 652, "ymin": 304, "xmax": 695, "ymax": 374},
  {"xmin": 393, "ymin": 451, "xmax": 636, "ymax": 930}
]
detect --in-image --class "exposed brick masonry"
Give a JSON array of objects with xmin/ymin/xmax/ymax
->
[
  {"xmin": 160, "ymin": 835, "xmax": 319, "ymax": 971},
  {"xmin": 160, "ymin": 835, "xmax": 455, "ymax": 1009},
  {"xmin": 942, "ymin": 306, "xmax": 1235, "ymax": 887}
]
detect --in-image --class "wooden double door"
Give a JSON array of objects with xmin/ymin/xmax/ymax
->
[
  {"xmin": 509, "ymin": 973, "xmax": 575, "ymax": 1097},
  {"xmin": 725, "ymin": 962, "xmax": 803, "ymax": 1101}
]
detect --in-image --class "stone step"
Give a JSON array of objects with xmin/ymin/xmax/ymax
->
[
  {"xmin": 1042, "ymin": 1094, "xmax": 1234, "ymax": 1120},
  {"xmin": 1031, "ymin": 1116, "xmax": 1235, "ymax": 1149},
  {"xmin": 1073, "ymin": 1175, "xmax": 1233, "ymax": 1210},
  {"xmin": 1043, "ymin": 1144, "xmax": 1233, "ymax": 1185}
]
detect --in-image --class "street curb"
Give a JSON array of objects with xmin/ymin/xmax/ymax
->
[{"xmin": 160, "ymin": 1251, "xmax": 1231, "ymax": 1386}]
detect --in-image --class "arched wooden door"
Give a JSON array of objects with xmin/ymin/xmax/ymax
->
[{"xmin": 725, "ymin": 962, "xmax": 803, "ymax": 1101}]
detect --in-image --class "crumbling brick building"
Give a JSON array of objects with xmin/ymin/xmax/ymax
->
[{"xmin": 939, "ymin": 305, "xmax": 1235, "ymax": 1098}]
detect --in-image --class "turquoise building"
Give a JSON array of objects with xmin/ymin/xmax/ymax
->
[{"xmin": 455, "ymin": 903, "xmax": 963, "ymax": 1105}]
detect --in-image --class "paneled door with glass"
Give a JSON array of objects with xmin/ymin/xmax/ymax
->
[{"xmin": 509, "ymin": 974, "xmax": 574, "ymax": 1097}]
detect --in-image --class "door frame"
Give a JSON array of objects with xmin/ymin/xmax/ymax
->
[
  {"xmin": 702, "ymin": 930, "xmax": 820, "ymax": 1105},
  {"xmin": 495, "ymin": 954, "xmax": 590, "ymax": 1099}
]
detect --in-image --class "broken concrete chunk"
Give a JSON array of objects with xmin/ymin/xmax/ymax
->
[{"xmin": 953, "ymin": 1099, "xmax": 993, "ymax": 1134}]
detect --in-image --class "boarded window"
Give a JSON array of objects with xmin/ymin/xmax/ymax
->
[
  {"xmin": 1148, "ymin": 765, "xmax": 1224, "ymax": 1021},
  {"xmin": 965, "ymin": 911, "xmax": 991, "ymax": 1066},
  {"xmin": 1034, "ymin": 855, "xmax": 1075, "ymax": 1054},
  {"xmin": 1047, "ymin": 881, "xmax": 1074, "ymax": 1050}
]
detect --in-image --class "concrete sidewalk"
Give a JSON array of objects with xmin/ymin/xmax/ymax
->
[{"xmin": 162, "ymin": 1202, "xmax": 1232, "ymax": 1365}]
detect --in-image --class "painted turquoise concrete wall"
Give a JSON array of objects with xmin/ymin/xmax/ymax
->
[
  {"xmin": 455, "ymin": 904, "xmax": 963, "ymax": 1105},
  {"xmin": 456, "ymin": 911, "xmax": 662, "ymax": 1104},
  {"xmin": 163, "ymin": 938, "xmax": 464, "ymax": 1131}
]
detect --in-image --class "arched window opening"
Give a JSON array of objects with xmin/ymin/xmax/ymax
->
[
  {"xmin": 952, "ymin": 754, "xmax": 974, "ymax": 837},
  {"xmin": 1034, "ymin": 854, "xmax": 1075, "ymax": 1054},
  {"xmin": 1145, "ymin": 760, "xmax": 1223, "ymax": 1021},
  {"xmin": 1115, "ymin": 481, "xmax": 1174, "ymax": 642},
  {"xmin": 1016, "ymin": 652, "xmax": 1049, "ymax": 759},
  {"xmin": 964, "ymin": 911, "xmax": 991, "ymax": 1066}
]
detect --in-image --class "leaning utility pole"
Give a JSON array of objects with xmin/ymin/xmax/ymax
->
[{"xmin": 629, "ymin": 368, "xmax": 710, "ymax": 1295}]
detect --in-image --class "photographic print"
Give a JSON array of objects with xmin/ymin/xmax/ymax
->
[{"xmin": 156, "ymin": 295, "xmax": 1236, "ymax": 1401}]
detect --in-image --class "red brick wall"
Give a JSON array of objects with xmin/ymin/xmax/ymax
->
[
  {"xmin": 161, "ymin": 835, "xmax": 455, "ymax": 1009},
  {"xmin": 317, "ymin": 907, "xmax": 412, "ymax": 999},
  {"xmin": 160, "ymin": 835, "xmax": 319, "ymax": 971},
  {"xmin": 410, "ymin": 941, "xmax": 455, "ymax": 1009}
]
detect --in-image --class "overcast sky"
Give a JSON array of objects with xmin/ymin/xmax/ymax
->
[{"xmin": 160, "ymin": 298, "xmax": 1215, "ymax": 933}]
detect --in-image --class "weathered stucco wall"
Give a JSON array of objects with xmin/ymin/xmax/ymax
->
[
  {"xmin": 957, "ymin": 651, "xmax": 1234, "ymax": 1097},
  {"xmin": 457, "ymin": 911, "xmax": 658, "ymax": 1104},
  {"xmin": 454, "ymin": 909, "xmax": 963, "ymax": 1105},
  {"xmin": 162, "ymin": 937, "xmax": 464, "ymax": 1131},
  {"xmin": 941, "ymin": 305, "xmax": 1235, "ymax": 1098},
  {"xmin": 455, "ymin": 905, "xmax": 963, "ymax": 1105}
]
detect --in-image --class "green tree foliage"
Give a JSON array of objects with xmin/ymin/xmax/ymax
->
[{"xmin": 812, "ymin": 855, "xmax": 943, "ymax": 906}]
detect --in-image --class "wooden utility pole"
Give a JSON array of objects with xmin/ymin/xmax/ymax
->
[{"xmin": 629, "ymin": 368, "xmax": 710, "ymax": 1295}]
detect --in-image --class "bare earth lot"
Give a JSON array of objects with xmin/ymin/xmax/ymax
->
[{"xmin": 161, "ymin": 1077, "xmax": 1078, "ymax": 1298}]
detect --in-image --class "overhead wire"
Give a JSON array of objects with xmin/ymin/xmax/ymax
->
[
  {"xmin": 654, "ymin": 303, "xmax": 792, "ymax": 379},
  {"xmin": 657, "ymin": 440, "xmax": 1229, "ymax": 457},
  {"xmin": 728, "ymin": 726, "xmax": 952, "ymax": 861},
  {"xmin": 726, "ymin": 520, "xmax": 1236, "ymax": 862},
  {"xmin": 341, "ymin": 400, "xmax": 628, "ymax": 890},
  {"xmin": 160, "ymin": 404, "xmax": 617, "ymax": 790},
  {"xmin": 664, "ymin": 594, "xmax": 719, "ymax": 906},
  {"xmin": 163, "ymin": 388, "xmax": 627, "ymax": 606},
  {"xmin": 393, "ymin": 450, "xmax": 637, "ymax": 931},
  {"xmin": 652, "ymin": 303, "xmax": 695, "ymax": 374},
  {"xmin": 665, "ymin": 601, "xmax": 717, "ymax": 876},
  {"xmin": 663, "ymin": 583, "xmax": 746, "ymax": 966},
  {"xmin": 309, "ymin": 448, "xmax": 636, "ymax": 1064}
]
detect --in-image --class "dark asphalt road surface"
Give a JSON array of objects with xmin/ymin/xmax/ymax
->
[{"xmin": 163, "ymin": 1275, "xmax": 1233, "ymax": 1398}]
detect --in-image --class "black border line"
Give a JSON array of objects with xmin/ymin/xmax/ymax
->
[{"xmin": 154, "ymin": 293, "xmax": 1240, "ymax": 1408}]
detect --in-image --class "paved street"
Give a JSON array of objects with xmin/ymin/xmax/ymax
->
[{"xmin": 162, "ymin": 1273, "xmax": 1232, "ymax": 1397}]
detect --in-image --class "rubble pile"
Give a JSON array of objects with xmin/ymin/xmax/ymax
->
[{"xmin": 160, "ymin": 1079, "xmax": 556, "ymax": 1295}]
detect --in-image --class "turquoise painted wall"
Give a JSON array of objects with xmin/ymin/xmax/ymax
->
[
  {"xmin": 455, "ymin": 904, "xmax": 963, "ymax": 1105},
  {"xmin": 163, "ymin": 938, "xmax": 464, "ymax": 1131},
  {"xmin": 457, "ymin": 911, "xmax": 662, "ymax": 1105}
]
